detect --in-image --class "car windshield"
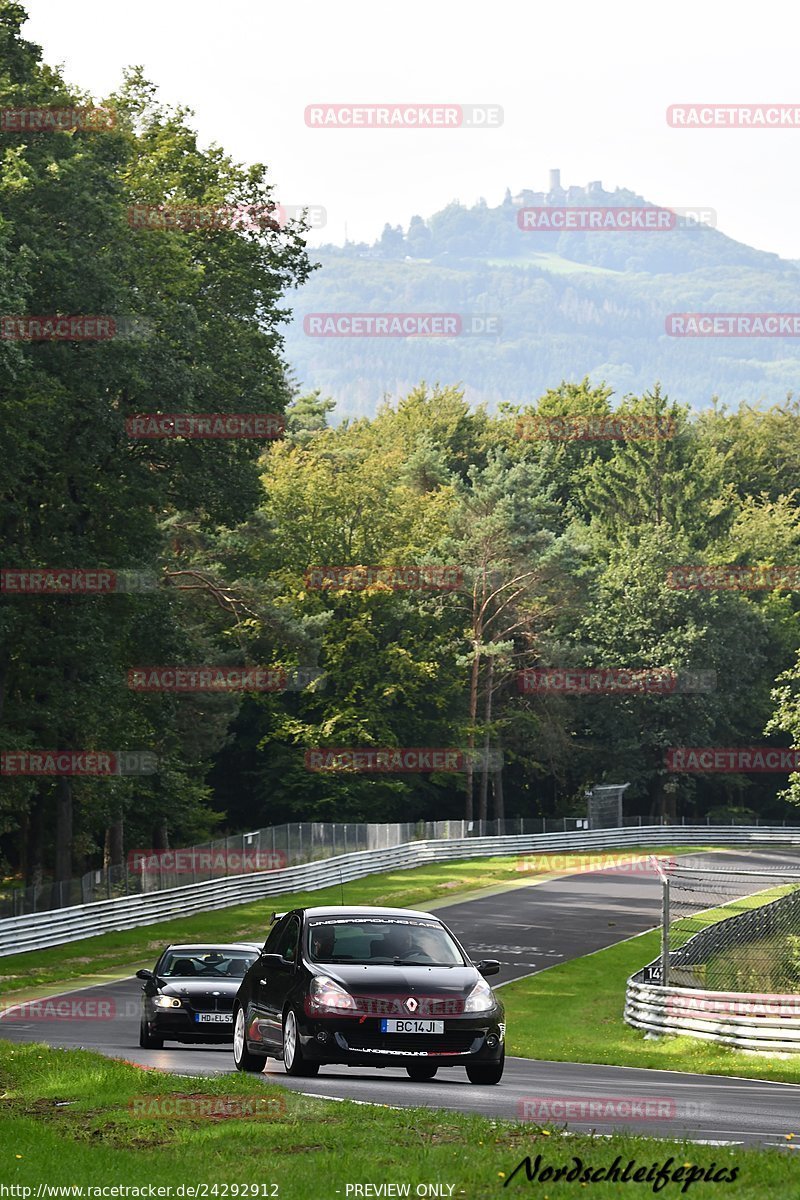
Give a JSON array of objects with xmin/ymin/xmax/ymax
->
[
  {"xmin": 306, "ymin": 919, "xmax": 465, "ymax": 966},
  {"xmin": 158, "ymin": 949, "xmax": 257, "ymax": 979}
]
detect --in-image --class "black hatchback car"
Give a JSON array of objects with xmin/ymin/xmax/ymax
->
[
  {"xmin": 137, "ymin": 943, "xmax": 260, "ymax": 1048},
  {"xmin": 232, "ymin": 906, "xmax": 505, "ymax": 1083}
]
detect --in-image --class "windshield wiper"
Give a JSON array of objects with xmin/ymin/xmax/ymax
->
[{"xmin": 390, "ymin": 957, "xmax": 449, "ymax": 966}]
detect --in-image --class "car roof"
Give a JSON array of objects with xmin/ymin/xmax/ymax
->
[
  {"xmin": 162, "ymin": 943, "xmax": 261, "ymax": 952},
  {"xmin": 300, "ymin": 906, "xmax": 437, "ymax": 919}
]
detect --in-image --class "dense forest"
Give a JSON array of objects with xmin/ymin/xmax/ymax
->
[{"xmin": 1, "ymin": 1, "xmax": 799, "ymax": 892}]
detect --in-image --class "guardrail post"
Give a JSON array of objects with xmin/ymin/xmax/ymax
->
[{"xmin": 661, "ymin": 875, "xmax": 670, "ymax": 989}]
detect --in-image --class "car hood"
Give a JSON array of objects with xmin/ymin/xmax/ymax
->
[{"xmin": 308, "ymin": 963, "xmax": 483, "ymax": 997}]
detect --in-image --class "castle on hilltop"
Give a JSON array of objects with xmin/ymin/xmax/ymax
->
[{"xmin": 510, "ymin": 170, "xmax": 609, "ymax": 207}]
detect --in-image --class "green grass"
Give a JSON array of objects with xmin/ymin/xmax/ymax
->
[
  {"xmin": 0, "ymin": 1042, "xmax": 795, "ymax": 1198},
  {"xmin": 0, "ymin": 847, "xmax": 709, "ymax": 1000},
  {"xmin": 484, "ymin": 252, "xmax": 626, "ymax": 276},
  {"xmin": 702, "ymin": 931, "xmax": 800, "ymax": 993}
]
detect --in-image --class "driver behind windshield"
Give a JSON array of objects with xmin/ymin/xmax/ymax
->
[
  {"xmin": 309, "ymin": 925, "xmax": 337, "ymax": 960},
  {"xmin": 383, "ymin": 924, "xmax": 427, "ymax": 961}
]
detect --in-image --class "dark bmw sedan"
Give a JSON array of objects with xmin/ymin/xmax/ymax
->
[
  {"xmin": 232, "ymin": 906, "xmax": 505, "ymax": 1083},
  {"xmin": 137, "ymin": 943, "xmax": 260, "ymax": 1048}
]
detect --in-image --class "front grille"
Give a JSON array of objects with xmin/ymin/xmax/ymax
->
[
  {"xmin": 188, "ymin": 994, "xmax": 234, "ymax": 1013},
  {"xmin": 342, "ymin": 1030, "xmax": 480, "ymax": 1054}
]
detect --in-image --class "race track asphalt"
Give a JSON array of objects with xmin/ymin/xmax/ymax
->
[{"xmin": 3, "ymin": 847, "xmax": 799, "ymax": 1149}]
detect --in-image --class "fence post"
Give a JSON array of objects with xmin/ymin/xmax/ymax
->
[{"xmin": 661, "ymin": 875, "xmax": 670, "ymax": 990}]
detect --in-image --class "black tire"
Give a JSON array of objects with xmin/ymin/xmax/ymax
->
[
  {"xmin": 406, "ymin": 1062, "xmax": 438, "ymax": 1082},
  {"xmin": 282, "ymin": 1008, "xmax": 319, "ymax": 1077},
  {"xmin": 466, "ymin": 1051, "xmax": 504, "ymax": 1085},
  {"xmin": 139, "ymin": 1017, "xmax": 163, "ymax": 1050},
  {"xmin": 233, "ymin": 1006, "xmax": 268, "ymax": 1073}
]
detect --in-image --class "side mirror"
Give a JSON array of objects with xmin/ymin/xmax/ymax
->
[
  {"xmin": 477, "ymin": 959, "xmax": 500, "ymax": 978},
  {"xmin": 260, "ymin": 953, "xmax": 285, "ymax": 967},
  {"xmin": 135, "ymin": 969, "xmax": 153, "ymax": 981}
]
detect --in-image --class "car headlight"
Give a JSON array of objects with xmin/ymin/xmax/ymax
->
[
  {"xmin": 308, "ymin": 975, "xmax": 356, "ymax": 1012},
  {"xmin": 464, "ymin": 977, "xmax": 495, "ymax": 1013},
  {"xmin": 154, "ymin": 995, "xmax": 182, "ymax": 1008}
]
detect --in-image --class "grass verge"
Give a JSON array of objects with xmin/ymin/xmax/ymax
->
[
  {"xmin": 0, "ymin": 1042, "xmax": 793, "ymax": 1199},
  {"xmin": 0, "ymin": 847, "xmax": 709, "ymax": 999},
  {"xmin": 501, "ymin": 922, "xmax": 800, "ymax": 1084}
]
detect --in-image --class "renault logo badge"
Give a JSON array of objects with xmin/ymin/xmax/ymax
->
[{"xmin": 405, "ymin": 996, "xmax": 418, "ymax": 1012}]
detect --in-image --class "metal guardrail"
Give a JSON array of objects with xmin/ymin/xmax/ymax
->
[
  {"xmin": 2, "ymin": 816, "xmax": 603, "ymax": 919},
  {"xmin": 10, "ymin": 814, "xmax": 797, "ymax": 919},
  {"xmin": 625, "ymin": 978, "xmax": 800, "ymax": 1053},
  {"xmin": 2, "ymin": 824, "xmax": 799, "ymax": 957}
]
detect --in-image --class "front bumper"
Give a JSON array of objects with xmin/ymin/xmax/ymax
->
[
  {"xmin": 147, "ymin": 1007, "xmax": 235, "ymax": 1042},
  {"xmin": 296, "ymin": 1013, "xmax": 505, "ymax": 1066}
]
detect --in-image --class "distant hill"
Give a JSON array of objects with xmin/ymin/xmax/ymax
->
[{"xmin": 283, "ymin": 176, "xmax": 800, "ymax": 418}]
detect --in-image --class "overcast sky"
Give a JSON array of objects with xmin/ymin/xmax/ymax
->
[{"xmin": 21, "ymin": 0, "xmax": 800, "ymax": 258}]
